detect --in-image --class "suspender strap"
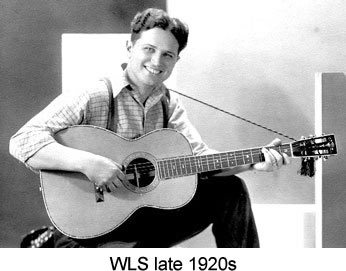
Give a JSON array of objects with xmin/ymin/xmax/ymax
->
[
  {"xmin": 161, "ymin": 95, "xmax": 169, "ymax": 129},
  {"xmin": 100, "ymin": 77, "xmax": 114, "ymax": 130}
]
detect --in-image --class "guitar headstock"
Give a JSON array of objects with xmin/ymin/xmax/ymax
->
[{"xmin": 292, "ymin": 134, "xmax": 337, "ymax": 158}]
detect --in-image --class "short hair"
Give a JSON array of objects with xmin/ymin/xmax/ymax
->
[{"xmin": 130, "ymin": 8, "xmax": 189, "ymax": 54}]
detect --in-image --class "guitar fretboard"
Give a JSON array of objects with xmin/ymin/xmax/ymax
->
[{"xmin": 157, "ymin": 144, "xmax": 292, "ymax": 179}]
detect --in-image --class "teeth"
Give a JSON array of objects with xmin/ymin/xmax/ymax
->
[{"xmin": 146, "ymin": 66, "xmax": 161, "ymax": 75}]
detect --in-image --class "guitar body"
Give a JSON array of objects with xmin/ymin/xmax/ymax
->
[{"xmin": 40, "ymin": 126, "xmax": 197, "ymax": 239}]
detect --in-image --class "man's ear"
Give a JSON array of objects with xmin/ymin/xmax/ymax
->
[{"xmin": 126, "ymin": 40, "xmax": 133, "ymax": 56}]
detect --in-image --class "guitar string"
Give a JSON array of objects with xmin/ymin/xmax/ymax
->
[
  {"xmin": 125, "ymin": 152, "xmax": 268, "ymax": 174},
  {"xmin": 125, "ymin": 145, "xmax": 291, "ymax": 173},
  {"xmin": 125, "ymin": 145, "xmax": 292, "ymax": 172}
]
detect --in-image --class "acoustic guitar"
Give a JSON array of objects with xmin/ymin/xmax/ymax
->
[{"xmin": 40, "ymin": 125, "xmax": 337, "ymax": 239}]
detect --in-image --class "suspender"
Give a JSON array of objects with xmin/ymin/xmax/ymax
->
[
  {"xmin": 100, "ymin": 77, "xmax": 115, "ymax": 130},
  {"xmin": 160, "ymin": 93, "xmax": 169, "ymax": 129},
  {"xmin": 101, "ymin": 77, "xmax": 169, "ymax": 130}
]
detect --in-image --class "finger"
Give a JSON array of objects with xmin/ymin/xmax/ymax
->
[
  {"xmin": 106, "ymin": 182, "xmax": 118, "ymax": 193},
  {"xmin": 254, "ymin": 147, "xmax": 273, "ymax": 171},
  {"xmin": 112, "ymin": 178, "xmax": 123, "ymax": 188},
  {"xmin": 269, "ymin": 149, "xmax": 283, "ymax": 167},
  {"xmin": 105, "ymin": 185, "xmax": 112, "ymax": 193},
  {"xmin": 266, "ymin": 138, "xmax": 282, "ymax": 147},
  {"xmin": 116, "ymin": 171, "xmax": 126, "ymax": 182},
  {"xmin": 264, "ymin": 148, "xmax": 279, "ymax": 170},
  {"xmin": 282, "ymin": 153, "xmax": 290, "ymax": 165}
]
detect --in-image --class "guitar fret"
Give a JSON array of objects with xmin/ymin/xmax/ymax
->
[
  {"xmin": 220, "ymin": 153, "xmax": 229, "ymax": 168},
  {"xmin": 250, "ymin": 149, "xmax": 254, "ymax": 164},
  {"xmin": 190, "ymin": 156, "xmax": 198, "ymax": 174},
  {"xmin": 171, "ymin": 159, "xmax": 177, "ymax": 177},
  {"xmin": 243, "ymin": 149, "xmax": 252, "ymax": 164},
  {"xmin": 160, "ymin": 160, "xmax": 165, "ymax": 179},
  {"xmin": 200, "ymin": 155, "xmax": 207, "ymax": 172},
  {"xmin": 168, "ymin": 160, "xmax": 174, "ymax": 177},
  {"xmin": 185, "ymin": 157, "xmax": 191, "ymax": 175},
  {"xmin": 175, "ymin": 158, "xmax": 182, "ymax": 176},
  {"xmin": 207, "ymin": 155, "xmax": 215, "ymax": 171},
  {"xmin": 158, "ymin": 161, "xmax": 165, "ymax": 179},
  {"xmin": 179, "ymin": 157, "xmax": 186, "ymax": 175},
  {"xmin": 195, "ymin": 156, "xmax": 202, "ymax": 172},
  {"xmin": 164, "ymin": 159, "xmax": 170, "ymax": 178},
  {"xmin": 235, "ymin": 150, "xmax": 243, "ymax": 166},
  {"xmin": 227, "ymin": 152, "xmax": 236, "ymax": 167},
  {"xmin": 190, "ymin": 157, "xmax": 196, "ymax": 174},
  {"xmin": 214, "ymin": 153, "xmax": 222, "ymax": 169}
]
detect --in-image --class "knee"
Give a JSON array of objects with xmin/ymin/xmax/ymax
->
[
  {"xmin": 216, "ymin": 175, "xmax": 249, "ymax": 196},
  {"xmin": 200, "ymin": 174, "xmax": 250, "ymax": 198}
]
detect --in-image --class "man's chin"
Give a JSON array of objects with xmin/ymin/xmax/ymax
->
[{"xmin": 142, "ymin": 77, "xmax": 164, "ymax": 87}]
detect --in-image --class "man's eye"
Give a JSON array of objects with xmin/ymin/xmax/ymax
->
[
  {"xmin": 164, "ymin": 53, "xmax": 174, "ymax": 59},
  {"xmin": 144, "ymin": 47, "xmax": 154, "ymax": 52}
]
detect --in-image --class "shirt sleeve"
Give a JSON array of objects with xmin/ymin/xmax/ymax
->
[
  {"xmin": 9, "ymin": 90, "xmax": 91, "ymax": 167},
  {"xmin": 166, "ymin": 90, "xmax": 214, "ymax": 156}
]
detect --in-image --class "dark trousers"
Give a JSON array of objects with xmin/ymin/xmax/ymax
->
[{"xmin": 53, "ymin": 174, "xmax": 259, "ymax": 248}]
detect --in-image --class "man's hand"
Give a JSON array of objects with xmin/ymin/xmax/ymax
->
[
  {"xmin": 252, "ymin": 138, "xmax": 290, "ymax": 172},
  {"xmin": 82, "ymin": 154, "xmax": 126, "ymax": 192}
]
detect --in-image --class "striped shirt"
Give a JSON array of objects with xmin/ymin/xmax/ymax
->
[{"xmin": 9, "ymin": 67, "xmax": 210, "ymax": 169}]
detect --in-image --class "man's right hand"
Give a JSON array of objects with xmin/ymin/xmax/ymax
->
[
  {"xmin": 82, "ymin": 154, "xmax": 126, "ymax": 193},
  {"xmin": 26, "ymin": 142, "xmax": 125, "ymax": 193}
]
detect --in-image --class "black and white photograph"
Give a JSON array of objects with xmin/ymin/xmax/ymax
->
[{"xmin": 1, "ymin": 0, "xmax": 345, "ymax": 269}]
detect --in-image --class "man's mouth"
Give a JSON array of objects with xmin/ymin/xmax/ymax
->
[{"xmin": 145, "ymin": 66, "xmax": 162, "ymax": 75}]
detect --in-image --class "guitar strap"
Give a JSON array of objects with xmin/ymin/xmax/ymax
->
[{"xmin": 101, "ymin": 77, "xmax": 169, "ymax": 130}]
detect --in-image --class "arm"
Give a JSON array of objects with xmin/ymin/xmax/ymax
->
[
  {"xmin": 9, "ymin": 83, "xmax": 124, "ymax": 191},
  {"xmin": 27, "ymin": 142, "xmax": 124, "ymax": 191}
]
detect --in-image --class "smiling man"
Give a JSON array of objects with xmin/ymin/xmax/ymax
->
[
  {"xmin": 10, "ymin": 8, "xmax": 289, "ymax": 248},
  {"xmin": 126, "ymin": 27, "xmax": 180, "ymax": 103}
]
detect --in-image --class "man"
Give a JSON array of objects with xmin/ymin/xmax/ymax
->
[{"xmin": 10, "ymin": 8, "xmax": 289, "ymax": 247}]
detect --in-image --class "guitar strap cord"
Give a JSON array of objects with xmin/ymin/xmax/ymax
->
[
  {"xmin": 170, "ymin": 89, "xmax": 298, "ymax": 141},
  {"xmin": 170, "ymin": 89, "xmax": 318, "ymax": 177}
]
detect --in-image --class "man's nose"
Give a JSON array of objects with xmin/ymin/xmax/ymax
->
[{"xmin": 151, "ymin": 52, "xmax": 162, "ymax": 66}]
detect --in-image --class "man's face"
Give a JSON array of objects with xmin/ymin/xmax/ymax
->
[{"xmin": 126, "ymin": 27, "xmax": 180, "ymax": 90}]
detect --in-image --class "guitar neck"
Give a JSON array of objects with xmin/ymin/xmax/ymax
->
[{"xmin": 157, "ymin": 143, "xmax": 292, "ymax": 179}]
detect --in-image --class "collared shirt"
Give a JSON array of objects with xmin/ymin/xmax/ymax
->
[{"xmin": 9, "ymin": 68, "xmax": 210, "ymax": 168}]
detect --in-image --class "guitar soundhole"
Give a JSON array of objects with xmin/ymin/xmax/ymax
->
[{"xmin": 124, "ymin": 157, "xmax": 158, "ymax": 193}]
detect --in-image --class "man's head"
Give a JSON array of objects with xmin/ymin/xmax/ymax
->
[
  {"xmin": 130, "ymin": 8, "xmax": 189, "ymax": 55},
  {"xmin": 125, "ymin": 8, "xmax": 189, "ymax": 91}
]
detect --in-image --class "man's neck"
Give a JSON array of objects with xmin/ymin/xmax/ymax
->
[{"xmin": 125, "ymin": 71, "xmax": 159, "ymax": 104}]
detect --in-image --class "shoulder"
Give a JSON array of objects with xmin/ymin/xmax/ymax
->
[
  {"xmin": 59, "ymin": 80, "xmax": 109, "ymax": 104},
  {"xmin": 163, "ymin": 87, "xmax": 182, "ymax": 105},
  {"xmin": 85, "ymin": 80, "xmax": 110, "ymax": 100}
]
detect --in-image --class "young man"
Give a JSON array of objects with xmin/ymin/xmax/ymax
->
[{"xmin": 10, "ymin": 8, "xmax": 289, "ymax": 247}]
